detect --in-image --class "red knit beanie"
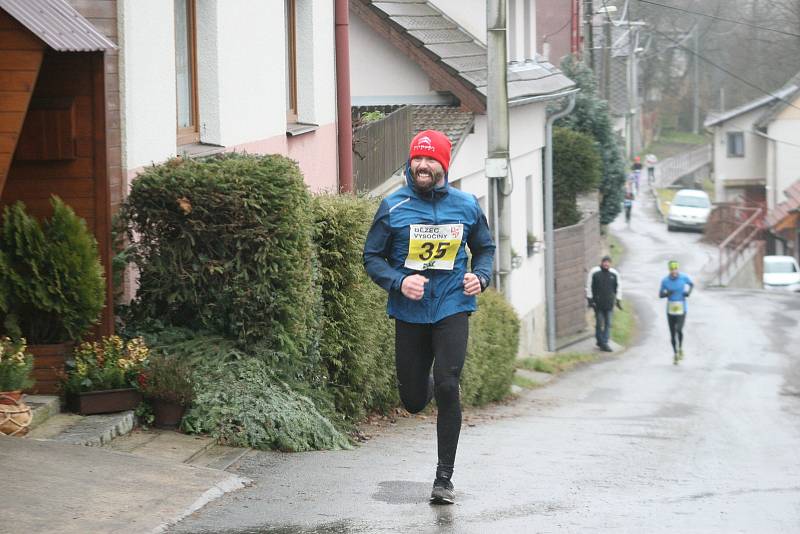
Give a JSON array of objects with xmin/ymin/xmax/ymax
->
[{"xmin": 409, "ymin": 130, "xmax": 452, "ymax": 173}]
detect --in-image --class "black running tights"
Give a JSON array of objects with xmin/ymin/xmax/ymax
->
[
  {"xmin": 667, "ymin": 313, "xmax": 686, "ymax": 352},
  {"xmin": 395, "ymin": 312, "xmax": 468, "ymax": 475}
]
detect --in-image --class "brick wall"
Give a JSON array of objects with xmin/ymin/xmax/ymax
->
[{"xmin": 554, "ymin": 212, "xmax": 600, "ymax": 340}]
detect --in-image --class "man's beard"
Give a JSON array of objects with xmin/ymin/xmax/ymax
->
[{"xmin": 412, "ymin": 168, "xmax": 444, "ymax": 193}]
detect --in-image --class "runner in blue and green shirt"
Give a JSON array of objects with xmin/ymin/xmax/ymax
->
[{"xmin": 659, "ymin": 260, "xmax": 694, "ymax": 364}]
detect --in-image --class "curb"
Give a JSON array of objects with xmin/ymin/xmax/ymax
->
[
  {"xmin": 52, "ymin": 411, "xmax": 135, "ymax": 446},
  {"xmin": 150, "ymin": 473, "xmax": 251, "ymax": 534}
]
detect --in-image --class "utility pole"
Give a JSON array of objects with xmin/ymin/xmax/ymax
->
[
  {"xmin": 585, "ymin": 0, "xmax": 595, "ymax": 72},
  {"xmin": 603, "ymin": 18, "xmax": 612, "ymax": 100},
  {"xmin": 692, "ymin": 25, "xmax": 700, "ymax": 135},
  {"xmin": 486, "ymin": 0, "xmax": 510, "ymax": 294}
]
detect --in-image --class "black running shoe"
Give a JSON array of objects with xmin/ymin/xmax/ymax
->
[{"xmin": 430, "ymin": 477, "xmax": 455, "ymax": 505}]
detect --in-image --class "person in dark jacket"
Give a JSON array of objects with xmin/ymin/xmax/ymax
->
[
  {"xmin": 363, "ymin": 129, "xmax": 495, "ymax": 505},
  {"xmin": 585, "ymin": 255, "xmax": 622, "ymax": 352}
]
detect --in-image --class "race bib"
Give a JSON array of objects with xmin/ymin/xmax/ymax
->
[
  {"xmin": 668, "ymin": 301, "xmax": 684, "ymax": 315},
  {"xmin": 404, "ymin": 224, "xmax": 463, "ymax": 271}
]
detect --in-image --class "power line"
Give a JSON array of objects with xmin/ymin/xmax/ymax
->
[
  {"xmin": 648, "ymin": 25, "xmax": 800, "ymax": 113},
  {"xmin": 638, "ymin": 0, "xmax": 800, "ymax": 39}
]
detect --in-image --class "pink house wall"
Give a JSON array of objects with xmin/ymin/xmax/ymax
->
[{"xmin": 126, "ymin": 122, "xmax": 340, "ymax": 193}]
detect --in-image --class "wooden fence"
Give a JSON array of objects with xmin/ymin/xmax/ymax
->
[{"xmin": 352, "ymin": 106, "xmax": 413, "ymax": 193}]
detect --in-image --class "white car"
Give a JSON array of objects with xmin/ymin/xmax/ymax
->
[
  {"xmin": 666, "ymin": 189, "xmax": 712, "ymax": 232},
  {"xmin": 763, "ymin": 255, "xmax": 800, "ymax": 292}
]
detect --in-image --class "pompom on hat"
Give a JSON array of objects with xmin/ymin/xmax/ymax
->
[{"xmin": 409, "ymin": 130, "xmax": 452, "ymax": 173}]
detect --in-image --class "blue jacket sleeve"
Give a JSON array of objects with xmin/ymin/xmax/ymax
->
[
  {"xmin": 467, "ymin": 198, "xmax": 496, "ymax": 285},
  {"xmin": 363, "ymin": 199, "xmax": 406, "ymax": 293}
]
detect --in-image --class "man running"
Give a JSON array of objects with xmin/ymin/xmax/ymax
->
[
  {"xmin": 363, "ymin": 129, "xmax": 495, "ymax": 505},
  {"xmin": 586, "ymin": 256, "xmax": 622, "ymax": 352},
  {"xmin": 659, "ymin": 260, "xmax": 694, "ymax": 364}
]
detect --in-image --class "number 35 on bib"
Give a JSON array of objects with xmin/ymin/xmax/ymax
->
[{"xmin": 404, "ymin": 224, "xmax": 463, "ymax": 271}]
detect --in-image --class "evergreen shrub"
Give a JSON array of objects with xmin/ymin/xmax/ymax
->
[
  {"xmin": 121, "ymin": 154, "xmax": 319, "ymax": 380},
  {"xmin": 0, "ymin": 197, "xmax": 105, "ymax": 343},
  {"xmin": 553, "ymin": 126, "xmax": 602, "ymax": 228},
  {"xmin": 144, "ymin": 331, "xmax": 350, "ymax": 451},
  {"xmin": 461, "ymin": 290, "xmax": 520, "ymax": 406},
  {"xmin": 557, "ymin": 56, "xmax": 627, "ymax": 225},
  {"xmin": 312, "ymin": 194, "xmax": 398, "ymax": 421}
]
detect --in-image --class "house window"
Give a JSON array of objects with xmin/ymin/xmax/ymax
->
[
  {"xmin": 727, "ymin": 132, "xmax": 745, "ymax": 158},
  {"xmin": 525, "ymin": 175, "xmax": 536, "ymax": 256},
  {"xmin": 175, "ymin": 0, "xmax": 199, "ymax": 145},
  {"xmin": 285, "ymin": 0, "xmax": 298, "ymax": 123}
]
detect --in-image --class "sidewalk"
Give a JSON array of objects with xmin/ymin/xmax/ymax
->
[
  {"xmin": 0, "ymin": 436, "xmax": 248, "ymax": 534},
  {"xmin": 5, "ymin": 401, "xmax": 249, "ymax": 534}
]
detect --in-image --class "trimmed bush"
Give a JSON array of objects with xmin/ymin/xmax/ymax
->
[
  {"xmin": 461, "ymin": 290, "xmax": 520, "ymax": 406},
  {"xmin": 312, "ymin": 194, "xmax": 398, "ymax": 421},
  {"xmin": 554, "ymin": 126, "xmax": 602, "ymax": 228},
  {"xmin": 122, "ymin": 154, "xmax": 319, "ymax": 381},
  {"xmin": 0, "ymin": 197, "xmax": 105, "ymax": 343}
]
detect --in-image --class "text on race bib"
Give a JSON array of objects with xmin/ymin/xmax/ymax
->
[
  {"xmin": 404, "ymin": 224, "xmax": 464, "ymax": 271},
  {"xmin": 668, "ymin": 301, "xmax": 684, "ymax": 315}
]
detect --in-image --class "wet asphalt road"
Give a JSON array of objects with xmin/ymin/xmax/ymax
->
[{"xmin": 171, "ymin": 182, "xmax": 800, "ymax": 533}]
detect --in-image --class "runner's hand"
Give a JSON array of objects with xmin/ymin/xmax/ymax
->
[
  {"xmin": 401, "ymin": 274, "xmax": 428, "ymax": 301},
  {"xmin": 462, "ymin": 272, "xmax": 481, "ymax": 296},
  {"xmin": 616, "ymin": 300, "xmax": 623, "ymax": 310}
]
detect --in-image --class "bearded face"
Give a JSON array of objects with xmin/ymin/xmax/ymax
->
[{"xmin": 410, "ymin": 156, "xmax": 445, "ymax": 193}]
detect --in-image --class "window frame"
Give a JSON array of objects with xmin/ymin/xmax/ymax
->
[
  {"xmin": 175, "ymin": 0, "xmax": 200, "ymax": 146},
  {"xmin": 285, "ymin": 0, "xmax": 298, "ymax": 123},
  {"xmin": 726, "ymin": 131, "xmax": 745, "ymax": 158}
]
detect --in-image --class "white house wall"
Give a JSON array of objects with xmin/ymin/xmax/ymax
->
[
  {"xmin": 450, "ymin": 106, "xmax": 548, "ymax": 355},
  {"xmin": 711, "ymin": 107, "xmax": 767, "ymax": 203},
  {"xmin": 349, "ymin": 14, "xmax": 437, "ymax": 103},
  {"xmin": 765, "ymin": 103, "xmax": 800, "ymax": 210},
  {"xmin": 119, "ymin": 0, "xmax": 177, "ymax": 173},
  {"xmin": 119, "ymin": 0, "xmax": 338, "ymax": 191}
]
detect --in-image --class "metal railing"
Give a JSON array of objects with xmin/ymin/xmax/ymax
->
[
  {"xmin": 716, "ymin": 205, "xmax": 764, "ymax": 286},
  {"xmin": 654, "ymin": 144, "xmax": 712, "ymax": 188},
  {"xmin": 352, "ymin": 106, "xmax": 413, "ymax": 193}
]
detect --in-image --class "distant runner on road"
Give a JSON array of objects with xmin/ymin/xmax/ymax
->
[
  {"xmin": 659, "ymin": 260, "xmax": 694, "ymax": 364},
  {"xmin": 363, "ymin": 129, "xmax": 495, "ymax": 505}
]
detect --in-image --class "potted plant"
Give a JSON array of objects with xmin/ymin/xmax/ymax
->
[
  {"xmin": 0, "ymin": 336, "xmax": 34, "ymax": 404},
  {"xmin": 0, "ymin": 336, "xmax": 34, "ymax": 436},
  {"xmin": 139, "ymin": 354, "xmax": 194, "ymax": 430},
  {"xmin": 62, "ymin": 336, "xmax": 149, "ymax": 415},
  {"xmin": 0, "ymin": 197, "xmax": 105, "ymax": 393}
]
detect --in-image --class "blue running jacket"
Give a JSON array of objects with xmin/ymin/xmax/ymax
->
[{"xmin": 363, "ymin": 175, "xmax": 495, "ymax": 324}]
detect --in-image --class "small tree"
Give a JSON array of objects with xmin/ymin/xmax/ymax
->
[
  {"xmin": 556, "ymin": 56, "xmax": 627, "ymax": 225},
  {"xmin": 553, "ymin": 127, "xmax": 602, "ymax": 228}
]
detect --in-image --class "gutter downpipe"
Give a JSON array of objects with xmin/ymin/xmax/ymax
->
[
  {"xmin": 335, "ymin": 0, "xmax": 354, "ymax": 193},
  {"xmin": 487, "ymin": 0, "xmax": 510, "ymax": 293},
  {"xmin": 545, "ymin": 90, "xmax": 578, "ymax": 352}
]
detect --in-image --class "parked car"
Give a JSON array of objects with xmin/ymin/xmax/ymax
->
[
  {"xmin": 763, "ymin": 255, "xmax": 800, "ymax": 292},
  {"xmin": 666, "ymin": 189, "xmax": 712, "ymax": 232}
]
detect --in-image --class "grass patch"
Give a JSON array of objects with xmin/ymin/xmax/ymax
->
[
  {"xmin": 606, "ymin": 233, "xmax": 625, "ymax": 266},
  {"xmin": 517, "ymin": 352, "xmax": 597, "ymax": 375},
  {"xmin": 655, "ymin": 188, "xmax": 677, "ymax": 216},
  {"xmin": 702, "ymin": 177, "xmax": 715, "ymax": 201},
  {"xmin": 611, "ymin": 302, "xmax": 634, "ymax": 346},
  {"xmin": 644, "ymin": 130, "xmax": 711, "ymax": 160},
  {"xmin": 512, "ymin": 373, "xmax": 540, "ymax": 389}
]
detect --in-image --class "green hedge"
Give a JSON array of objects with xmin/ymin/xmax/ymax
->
[
  {"xmin": 554, "ymin": 126, "xmax": 602, "ymax": 228},
  {"xmin": 461, "ymin": 289, "xmax": 520, "ymax": 406},
  {"xmin": 122, "ymin": 154, "xmax": 320, "ymax": 383},
  {"xmin": 121, "ymin": 155, "xmax": 521, "ymax": 450},
  {"xmin": 312, "ymin": 195, "xmax": 398, "ymax": 421}
]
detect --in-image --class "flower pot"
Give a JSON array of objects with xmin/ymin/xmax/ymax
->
[
  {"xmin": 0, "ymin": 396, "xmax": 31, "ymax": 436},
  {"xmin": 0, "ymin": 390, "xmax": 23, "ymax": 405},
  {"xmin": 66, "ymin": 388, "xmax": 142, "ymax": 415},
  {"xmin": 151, "ymin": 398, "xmax": 186, "ymax": 430},
  {"xmin": 27, "ymin": 342, "xmax": 74, "ymax": 394}
]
